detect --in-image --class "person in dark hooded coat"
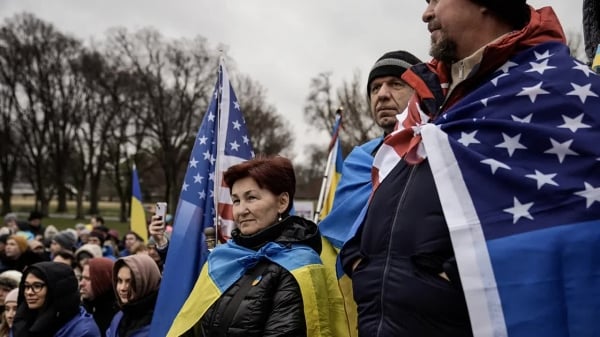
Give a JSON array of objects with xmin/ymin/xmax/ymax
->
[{"xmin": 12, "ymin": 261, "xmax": 100, "ymax": 337}]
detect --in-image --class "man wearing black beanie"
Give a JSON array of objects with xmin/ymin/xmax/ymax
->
[
  {"xmin": 366, "ymin": 50, "xmax": 422, "ymax": 135},
  {"xmin": 319, "ymin": 50, "xmax": 421, "ymax": 336},
  {"xmin": 341, "ymin": 1, "xmax": 600, "ymax": 337}
]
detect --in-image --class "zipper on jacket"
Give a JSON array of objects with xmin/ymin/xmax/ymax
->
[{"xmin": 376, "ymin": 164, "xmax": 418, "ymax": 337}]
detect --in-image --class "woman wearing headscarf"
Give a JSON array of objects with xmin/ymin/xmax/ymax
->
[
  {"xmin": 106, "ymin": 254, "xmax": 161, "ymax": 337},
  {"xmin": 12, "ymin": 261, "xmax": 100, "ymax": 337},
  {"xmin": 0, "ymin": 288, "xmax": 18, "ymax": 337},
  {"xmin": 165, "ymin": 156, "xmax": 348, "ymax": 337}
]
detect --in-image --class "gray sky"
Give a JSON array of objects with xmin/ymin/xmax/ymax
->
[{"xmin": 0, "ymin": 1, "xmax": 584, "ymax": 160}]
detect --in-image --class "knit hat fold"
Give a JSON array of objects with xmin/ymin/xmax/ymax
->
[
  {"xmin": 53, "ymin": 231, "xmax": 77, "ymax": 252},
  {"xmin": 5, "ymin": 288, "xmax": 18, "ymax": 304},
  {"xmin": 367, "ymin": 50, "xmax": 422, "ymax": 99}
]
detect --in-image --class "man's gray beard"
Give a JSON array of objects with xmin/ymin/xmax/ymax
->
[{"xmin": 430, "ymin": 37, "xmax": 459, "ymax": 64}]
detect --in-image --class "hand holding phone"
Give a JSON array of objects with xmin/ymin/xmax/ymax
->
[
  {"xmin": 150, "ymin": 202, "xmax": 168, "ymax": 247},
  {"xmin": 155, "ymin": 202, "xmax": 167, "ymax": 220}
]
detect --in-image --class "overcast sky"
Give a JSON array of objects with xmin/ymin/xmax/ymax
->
[{"xmin": 0, "ymin": 0, "xmax": 585, "ymax": 159}]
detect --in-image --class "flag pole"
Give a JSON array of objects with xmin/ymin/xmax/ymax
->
[
  {"xmin": 313, "ymin": 107, "xmax": 343, "ymax": 223},
  {"xmin": 213, "ymin": 53, "xmax": 224, "ymax": 246}
]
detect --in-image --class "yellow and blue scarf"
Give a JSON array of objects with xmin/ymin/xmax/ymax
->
[{"xmin": 167, "ymin": 240, "xmax": 350, "ymax": 337}]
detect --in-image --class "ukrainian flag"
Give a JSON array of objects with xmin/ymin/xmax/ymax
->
[
  {"xmin": 319, "ymin": 111, "xmax": 343, "ymax": 221},
  {"xmin": 319, "ymin": 141, "xmax": 342, "ymax": 221},
  {"xmin": 166, "ymin": 240, "xmax": 349, "ymax": 337},
  {"xmin": 593, "ymin": 44, "xmax": 600, "ymax": 73},
  {"xmin": 316, "ymin": 111, "xmax": 360, "ymax": 337},
  {"xmin": 130, "ymin": 165, "xmax": 147, "ymax": 242}
]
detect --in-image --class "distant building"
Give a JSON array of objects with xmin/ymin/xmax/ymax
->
[{"xmin": 0, "ymin": 182, "xmax": 34, "ymax": 197}]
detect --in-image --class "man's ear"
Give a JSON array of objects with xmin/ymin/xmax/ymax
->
[{"xmin": 278, "ymin": 192, "xmax": 290, "ymax": 213}]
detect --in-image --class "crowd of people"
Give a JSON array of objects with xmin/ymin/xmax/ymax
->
[
  {"xmin": 0, "ymin": 1, "xmax": 599, "ymax": 336},
  {"xmin": 0, "ymin": 211, "xmax": 168, "ymax": 337}
]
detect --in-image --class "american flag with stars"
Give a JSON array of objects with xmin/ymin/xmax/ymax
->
[
  {"xmin": 374, "ymin": 42, "xmax": 600, "ymax": 337},
  {"xmin": 179, "ymin": 62, "xmax": 254, "ymax": 242},
  {"xmin": 150, "ymin": 61, "xmax": 254, "ymax": 337}
]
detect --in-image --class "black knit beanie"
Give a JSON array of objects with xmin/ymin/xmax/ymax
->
[
  {"xmin": 584, "ymin": 0, "xmax": 600, "ymax": 63},
  {"xmin": 471, "ymin": 0, "xmax": 530, "ymax": 30},
  {"xmin": 367, "ymin": 50, "xmax": 422, "ymax": 99}
]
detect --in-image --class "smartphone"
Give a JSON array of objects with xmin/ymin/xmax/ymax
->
[{"xmin": 155, "ymin": 202, "xmax": 167, "ymax": 219}]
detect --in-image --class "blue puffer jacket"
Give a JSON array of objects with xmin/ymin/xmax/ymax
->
[
  {"xmin": 55, "ymin": 307, "xmax": 101, "ymax": 337},
  {"xmin": 105, "ymin": 311, "xmax": 149, "ymax": 337}
]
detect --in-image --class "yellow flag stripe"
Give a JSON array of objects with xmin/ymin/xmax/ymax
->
[
  {"xmin": 130, "ymin": 197, "xmax": 148, "ymax": 242},
  {"xmin": 167, "ymin": 265, "xmax": 221, "ymax": 337}
]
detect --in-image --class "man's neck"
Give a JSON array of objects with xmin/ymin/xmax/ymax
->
[{"xmin": 447, "ymin": 33, "xmax": 510, "ymax": 95}]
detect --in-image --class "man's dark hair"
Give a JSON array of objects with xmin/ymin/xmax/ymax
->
[{"xmin": 54, "ymin": 250, "xmax": 76, "ymax": 268}]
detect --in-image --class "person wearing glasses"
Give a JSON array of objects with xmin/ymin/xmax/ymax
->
[{"xmin": 12, "ymin": 261, "xmax": 101, "ymax": 337}]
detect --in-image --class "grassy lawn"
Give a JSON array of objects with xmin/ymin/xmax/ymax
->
[
  {"xmin": 42, "ymin": 217, "xmax": 131, "ymax": 236},
  {"xmin": 7, "ymin": 197, "xmax": 137, "ymax": 236}
]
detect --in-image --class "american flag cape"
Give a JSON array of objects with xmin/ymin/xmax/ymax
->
[
  {"xmin": 372, "ymin": 42, "xmax": 600, "ymax": 337},
  {"xmin": 149, "ymin": 61, "xmax": 253, "ymax": 337}
]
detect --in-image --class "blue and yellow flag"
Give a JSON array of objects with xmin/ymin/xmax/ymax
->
[
  {"xmin": 130, "ymin": 165, "xmax": 147, "ymax": 242},
  {"xmin": 318, "ymin": 137, "xmax": 381, "ymax": 248},
  {"xmin": 167, "ymin": 240, "xmax": 349, "ymax": 337},
  {"xmin": 592, "ymin": 44, "xmax": 600, "ymax": 73},
  {"xmin": 318, "ymin": 111, "xmax": 343, "ymax": 221},
  {"xmin": 317, "ymin": 138, "xmax": 382, "ymax": 337},
  {"xmin": 315, "ymin": 110, "xmax": 363, "ymax": 337}
]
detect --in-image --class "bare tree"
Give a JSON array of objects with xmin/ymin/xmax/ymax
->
[
  {"xmin": 0, "ymin": 86, "xmax": 21, "ymax": 214},
  {"xmin": 336, "ymin": 71, "xmax": 379, "ymax": 146},
  {"xmin": 106, "ymin": 28, "xmax": 217, "ymax": 210},
  {"xmin": 304, "ymin": 72, "xmax": 337, "ymax": 135},
  {"xmin": 69, "ymin": 48, "xmax": 140, "ymax": 219},
  {"xmin": 299, "ymin": 70, "xmax": 378, "ymax": 199},
  {"xmin": 304, "ymin": 71, "xmax": 377, "ymax": 155},
  {"xmin": 233, "ymin": 74, "xmax": 294, "ymax": 156},
  {"xmin": 0, "ymin": 13, "xmax": 84, "ymax": 215},
  {"xmin": 294, "ymin": 144, "xmax": 329, "ymax": 200}
]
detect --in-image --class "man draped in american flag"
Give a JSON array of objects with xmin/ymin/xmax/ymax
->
[{"xmin": 340, "ymin": 2, "xmax": 600, "ymax": 337}]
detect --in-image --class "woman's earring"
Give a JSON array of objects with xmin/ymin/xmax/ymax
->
[{"xmin": 277, "ymin": 213, "xmax": 282, "ymax": 222}]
